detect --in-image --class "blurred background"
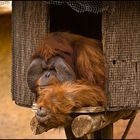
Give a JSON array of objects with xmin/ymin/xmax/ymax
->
[{"xmin": 0, "ymin": 1, "xmax": 140, "ymax": 139}]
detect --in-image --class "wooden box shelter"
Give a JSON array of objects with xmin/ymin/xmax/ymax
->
[
  {"xmin": 12, "ymin": 1, "xmax": 140, "ymax": 139},
  {"xmin": 12, "ymin": 1, "xmax": 140, "ymax": 110}
]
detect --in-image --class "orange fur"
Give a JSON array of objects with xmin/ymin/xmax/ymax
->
[
  {"xmin": 32, "ymin": 32, "xmax": 106, "ymax": 127},
  {"xmin": 32, "ymin": 32, "xmax": 105, "ymax": 86},
  {"xmin": 37, "ymin": 80, "xmax": 106, "ymax": 126}
]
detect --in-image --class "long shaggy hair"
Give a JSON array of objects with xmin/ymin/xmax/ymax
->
[{"xmin": 31, "ymin": 32, "xmax": 106, "ymax": 128}]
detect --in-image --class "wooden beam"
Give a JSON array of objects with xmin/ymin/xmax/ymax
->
[
  {"xmin": 30, "ymin": 106, "xmax": 135, "ymax": 138},
  {"xmin": 94, "ymin": 124, "xmax": 113, "ymax": 139},
  {"xmin": 71, "ymin": 110, "xmax": 133, "ymax": 138}
]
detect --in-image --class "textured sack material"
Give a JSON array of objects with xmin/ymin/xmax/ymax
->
[
  {"xmin": 44, "ymin": 1, "xmax": 115, "ymax": 13},
  {"xmin": 102, "ymin": 1, "xmax": 140, "ymax": 110},
  {"xmin": 12, "ymin": 1, "xmax": 50, "ymax": 107},
  {"xmin": 12, "ymin": 1, "xmax": 140, "ymax": 110}
]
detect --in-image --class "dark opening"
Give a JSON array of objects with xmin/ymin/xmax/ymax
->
[
  {"xmin": 113, "ymin": 60, "xmax": 116, "ymax": 65},
  {"xmin": 50, "ymin": 4, "xmax": 102, "ymax": 41}
]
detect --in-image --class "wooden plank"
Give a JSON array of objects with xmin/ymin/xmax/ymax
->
[
  {"xmin": 32, "ymin": 104, "xmax": 105, "ymax": 114},
  {"xmin": 71, "ymin": 106, "xmax": 105, "ymax": 113}
]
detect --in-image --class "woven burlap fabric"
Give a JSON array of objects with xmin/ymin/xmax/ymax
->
[
  {"xmin": 102, "ymin": 1, "xmax": 140, "ymax": 110},
  {"xmin": 12, "ymin": 1, "xmax": 50, "ymax": 107},
  {"xmin": 44, "ymin": 1, "xmax": 115, "ymax": 13}
]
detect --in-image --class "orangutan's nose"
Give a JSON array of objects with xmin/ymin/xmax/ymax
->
[{"xmin": 36, "ymin": 106, "xmax": 47, "ymax": 117}]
